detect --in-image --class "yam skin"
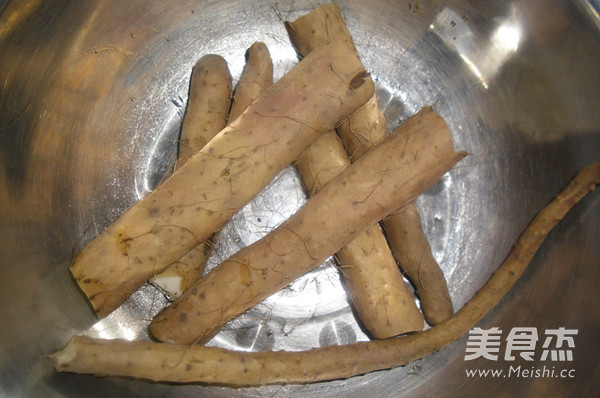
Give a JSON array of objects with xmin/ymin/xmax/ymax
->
[
  {"xmin": 50, "ymin": 163, "xmax": 599, "ymax": 385},
  {"xmin": 153, "ymin": 45, "xmax": 274, "ymax": 297},
  {"xmin": 174, "ymin": 54, "xmax": 232, "ymax": 170},
  {"xmin": 296, "ymin": 131, "xmax": 424, "ymax": 338},
  {"xmin": 70, "ymin": 39, "xmax": 375, "ymax": 318},
  {"xmin": 228, "ymin": 42, "xmax": 273, "ymax": 123},
  {"xmin": 152, "ymin": 55, "xmax": 232, "ymax": 297},
  {"xmin": 149, "ymin": 107, "xmax": 466, "ymax": 345},
  {"xmin": 286, "ymin": 3, "xmax": 454, "ymax": 325},
  {"xmin": 336, "ymin": 95, "xmax": 388, "ymax": 162}
]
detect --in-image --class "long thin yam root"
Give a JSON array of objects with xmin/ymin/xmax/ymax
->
[
  {"xmin": 50, "ymin": 162, "xmax": 600, "ymax": 385},
  {"xmin": 286, "ymin": 3, "xmax": 454, "ymax": 324},
  {"xmin": 149, "ymin": 107, "xmax": 466, "ymax": 345},
  {"xmin": 296, "ymin": 131, "xmax": 424, "ymax": 338},
  {"xmin": 71, "ymin": 39, "xmax": 374, "ymax": 318}
]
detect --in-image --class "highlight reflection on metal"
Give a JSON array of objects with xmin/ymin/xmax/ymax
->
[
  {"xmin": 1, "ymin": 0, "xmax": 599, "ymax": 397},
  {"xmin": 86, "ymin": 284, "xmax": 169, "ymax": 341},
  {"xmin": 430, "ymin": 5, "xmax": 523, "ymax": 89}
]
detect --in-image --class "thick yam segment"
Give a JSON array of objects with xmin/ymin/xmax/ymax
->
[
  {"xmin": 50, "ymin": 162, "xmax": 600, "ymax": 385},
  {"xmin": 286, "ymin": 3, "xmax": 454, "ymax": 324},
  {"xmin": 153, "ymin": 44, "xmax": 274, "ymax": 297},
  {"xmin": 152, "ymin": 55, "xmax": 232, "ymax": 297},
  {"xmin": 149, "ymin": 107, "xmax": 465, "ymax": 345},
  {"xmin": 334, "ymin": 223, "xmax": 424, "ymax": 337},
  {"xmin": 288, "ymin": 3, "xmax": 426, "ymax": 335},
  {"xmin": 382, "ymin": 202, "xmax": 454, "ymax": 325},
  {"xmin": 175, "ymin": 54, "xmax": 232, "ymax": 170},
  {"xmin": 71, "ymin": 39, "xmax": 374, "ymax": 318},
  {"xmin": 296, "ymin": 131, "xmax": 424, "ymax": 337}
]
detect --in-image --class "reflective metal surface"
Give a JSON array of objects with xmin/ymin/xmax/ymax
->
[{"xmin": 1, "ymin": 0, "xmax": 599, "ymax": 396}]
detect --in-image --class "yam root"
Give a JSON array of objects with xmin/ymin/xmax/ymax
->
[
  {"xmin": 296, "ymin": 131, "xmax": 424, "ymax": 338},
  {"xmin": 151, "ymin": 55, "xmax": 232, "ymax": 297},
  {"xmin": 153, "ymin": 44, "xmax": 274, "ymax": 297},
  {"xmin": 289, "ymin": 3, "xmax": 423, "ymax": 338},
  {"xmin": 228, "ymin": 42, "xmax": 273, "ymax": 123},
  {"xmin": 50, "ymin": 162, "xmax": 600, "ymax": 385},
  {"xmin": 174, "ymin": 54, "xmax": 232, "ymax": 170},
  {"xmin": 286, "ymin": 3, "xmax": 454, "ymax": 324},
  {"xmin": 149, "ymin": 106, "xmax": 466, "ymax": 345},
  {"xmin": 285, "ymin": 4, "xmax": 385, "ymax": 160},
  {"xmin": 382, "ymin": 202, "xmax": 454, "ymax": 325},
  {"xmin": 285, "ymin": 4, "xmax": 387, "ymax": 161},
  {"xmin": 71, "ymin": 39, "xmax": 375, "ymax": 318}
]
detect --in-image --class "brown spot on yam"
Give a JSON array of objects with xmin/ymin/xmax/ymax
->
[
  {"xmin": 350, "ymin": 71, "xmax": 370, "ymax": 89},
  {"xmin": 117, "ymin": 234, "xmax": 132, "ymax": 255}
]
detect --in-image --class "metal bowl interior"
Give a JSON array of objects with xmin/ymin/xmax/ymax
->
[{"xmin": 1, "ymin": 0, "xmax": 599, "ymax": 396}]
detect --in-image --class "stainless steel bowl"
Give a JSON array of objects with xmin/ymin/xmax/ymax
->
[{"xmin": 1, "ymin": 0, "xmax": 599, "ymax": 396}]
